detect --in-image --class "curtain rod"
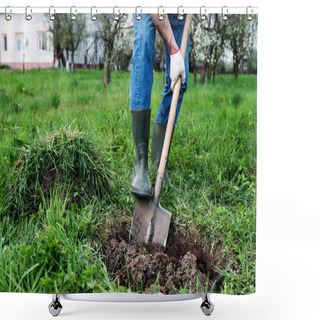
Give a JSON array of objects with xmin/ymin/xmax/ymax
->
[{"xmin": 0, "ymin": 6, "xmax": 258, "ymax": 16}]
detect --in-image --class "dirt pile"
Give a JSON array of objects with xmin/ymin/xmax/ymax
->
[{"xmin": 104, "ymin": 228, "xmax": 226, "ymax": 294}]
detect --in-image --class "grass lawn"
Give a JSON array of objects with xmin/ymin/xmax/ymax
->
[{"xmin": 0, "ymin": 69, "xmax": 256, "ymax": 295}]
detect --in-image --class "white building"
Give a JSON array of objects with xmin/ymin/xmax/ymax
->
[
  {"xmin": 0, "ymin": 13, "xmax": 108, "ymax": 70},
  {"xmin": 0, "ymin": 14, "xmax": 55, "ymax": 69}
]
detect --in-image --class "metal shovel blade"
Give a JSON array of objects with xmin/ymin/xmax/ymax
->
[
  {"xmin": 129, "ymin": 197, "xmax": 153, "ymax": 244},
  {"xmin": 129, "ymin": 197, "xmax": 172, "ymax": 246},
  {"xmin": 151, "ymin": 203, "xmax": 172, "ymax": 246}
]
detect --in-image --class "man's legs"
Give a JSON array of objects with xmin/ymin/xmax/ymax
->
[
  {"xmin": 130, "ymin": 14, "xmax": 156, "ymax": 198},
  {"xmin": 151, "ymin": 14, "xmax": 190, "ymax": 185},
  {"xmin": 130, "ymin": 14, "xmax": 156, "ymax": 111}
]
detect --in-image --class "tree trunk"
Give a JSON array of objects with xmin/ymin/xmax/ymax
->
[
  {"xmin": 56, "ymin": 43, "xmax": 66, "ymax": 67},
  {"xmin": 66, "ymin": 50, "xmax": 69, "ymax": 72},
  {"xmin": 207, "ymin": 66, "xmax": 212, "ymax": 83},
  {"xmin": 212, "ymin": 63, "xmax": 217, "ymax": 84},
  {"xmin": 192, "ymin": 50, "xmax": 197, "ymax": 84},
  {"xmin": 199, "ymin": 64, "xmax": 207, "ymax": 84},
  {"xmin": 71, "ymin": 51, "xmax": 74, "ymax": 74},
  {"xmin": 84, "ymin": 49, "xmax": 88, "ymax": 69},
  {"xmin": 212, "ymin": 71, "xmax": 216, "ymax": 84},
  {"xmin": 94, "ymin": 39, "xmax": 98, "ymax": 68},
  {"xmin": 234, "ymin": 62, "xmax": 238, "ymax": 80},
  {"xmin": 200, "ymin": 44, "xmax": 213, "ymax": 85},
  {"xmin": 104, "ymin": 50, "xmax": 112, "ymax": 87},
  {"xmin": 233, "ymin": 53, "xmax": 239, "ymax": 80},
  {"xmin": 189, "ymin": 27, "xmax": 196, "ymax": 84}
]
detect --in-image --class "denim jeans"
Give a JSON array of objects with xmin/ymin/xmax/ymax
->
[{"xmin": 129, "ymin": 14, "xmax": 190, "ymax": 126}]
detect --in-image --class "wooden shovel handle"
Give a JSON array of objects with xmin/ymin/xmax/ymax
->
[{"xmin": 154, "ymin": 14, "xmax": 192, "ymax": 200}]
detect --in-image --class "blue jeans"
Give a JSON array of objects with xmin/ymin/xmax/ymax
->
[{"xmin": 129, "ymin": 14, "xmax": 189, "ymax": 126}]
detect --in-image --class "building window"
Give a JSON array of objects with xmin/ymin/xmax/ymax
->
[
  {"xmin": 16, "ymin": 33, "xmax": 24, "ymax": 51},
  {"xmin": 38, "ymin": 32, "xmax": 47, "ymax": 51},
  {"xmin": 2, "ymin": 34, "xmax": 7, "ymax": 51}
]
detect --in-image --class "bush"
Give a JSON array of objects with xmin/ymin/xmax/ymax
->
[
  {"xmin": 0, "ymin": 65, "xmax": 10, "ymax": 70},
  {"xmin": 4, "ymin": 126, "xmax": 114, "ymax": 217}
]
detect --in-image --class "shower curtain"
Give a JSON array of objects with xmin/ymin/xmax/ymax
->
[{"xmin": 0, "ymin": 11, "xmax": 257, "ymax": 296}]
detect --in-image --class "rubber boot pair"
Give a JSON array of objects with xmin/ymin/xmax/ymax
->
[{"xmin": 130, "ymin": 109, "xmax": 170, "ymax": 199}]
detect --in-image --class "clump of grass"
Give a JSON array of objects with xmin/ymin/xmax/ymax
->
[
  {"xmin": 231, "ymin": 92, "xmax": 243, "ymax": 107},
  {"xmin": 4, "ymin": 125, "xmax": 114, "ymax": 217},
  {"xmin": 51, "ymin": 91, "xmax": 60, "ymax": 109}
]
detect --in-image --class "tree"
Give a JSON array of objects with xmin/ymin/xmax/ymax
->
[
  {"xmin": 63, "ymin": 15, "xmax": 86, "ymax": 74},
  {"xmin": 244, "ymin": 16, "xmax": 258, "ymax": 74},
  {"xmin": 95, "ymin": 14, "xmax": 128, "ymax": 86},
  {"xmin": 207, "ymin": 14, "xmax": 227, "ymax": 84},
  {"xmin": 47, "ymin": 14, "xmax": 86, "ymax": 73},
  {"xmin": 189, "ymin": 20, "xmax": 198, "ymax": 84},
  {"xmin": 192, "ymin": 14, "xmax": 227, "ymax": 85},
  {"xmin": 47, "ymin": 14, "xmax": 67, "ymax": 67},
  {"xmin": 191, "ymin": 17, "xmax": 209, "ymax": 84},
  {"xmin": 227, "ymin": 15, "xmax": 257, "ymax": 79},
  {"xmin": 113, "ymin": 21, "xmax": 134, "ymax": 72}
]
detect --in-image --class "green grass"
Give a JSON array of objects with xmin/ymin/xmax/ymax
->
[
  {"xmin": 4, "ymin": 125, "xmax": 113, "ymax": 217},
  {"xmin": 0, "ymin": 69, "xmax": 256, "ymax": 295}
]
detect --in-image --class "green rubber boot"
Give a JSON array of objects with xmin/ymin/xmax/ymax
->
[
  {"xmin": 130, "ymin": 109, "xmax": 152, "ymax": 198},
  {"xmin": 150, "ymin": 121, "xmax": 172, "ymax": 187}
]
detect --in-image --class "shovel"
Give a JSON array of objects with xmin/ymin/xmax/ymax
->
[{"xmin": 129, "ymin": 14, "xmax": 192, "ymax": 247}]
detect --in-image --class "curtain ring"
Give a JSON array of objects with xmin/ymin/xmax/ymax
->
[
  {"xmin": 246, "ymin": 6, "xmax": 253, "ymax": 21},
  {"xmin": 70, "ymin": 6, "xmax": 77, "ymax": 21},
  {"xmin": 113, "ymin": 6, "xmax": 120, "ymax": 21},
  {"xmin": 49, "ymin": 6, "xmax": 55, "ymax": 21},
  {"xmin": 158, "ymin": 6, "xmax": 164, "ymax": 21},
  {"xmin": 91, "ymin": 6, "xmax": 97, "ymax": 21},
  {"xmin": 135, "ymin": 6, "xmax": 142, "ymax": 21},
  {"xmin": 5, "ymin": 6, "xmax": 12, "ymax": 21},
  {"xmin": 177, "ymin": 6, "xmax": 184, "ymax": 20},
  {"xmin": 200, "ymin": 6, "xmax": 207, "ymax": 21},
  {"xmin": 222, "ymin": 6, "xmax": 228, "ymax": 21},
  {"xmin": 25, "ymin": 6, "xmax": 32, "ymax": 21}
]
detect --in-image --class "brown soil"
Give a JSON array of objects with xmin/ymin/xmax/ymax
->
[{"xmin": 103, "ymin": 221, "xmax": 226, "ymax": 294}]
